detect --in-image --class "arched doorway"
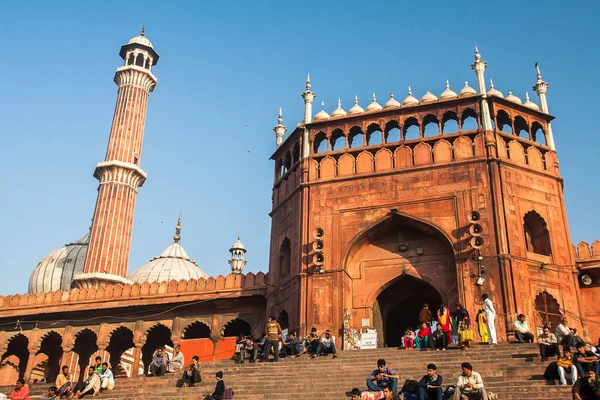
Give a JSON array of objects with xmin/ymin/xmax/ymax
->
[
  {"xmin": 142, "ymin": 324, "xmax": 173, "ymax": 375},
  {"xmin": 106, "ymin": 327, "xmax": 134, "ymax": 378},
  {"xmin": 0, "ymin": 334, "xmax": 29, "ymax": 383},
  {"xmin": 374, "ymin": 275, "xmax": 443, "ymax": 347},
  {"xmin": 222, "ymin": 318, "xmax": 252, "ymax": 338},
  {"xmin": 72, "ymin": 329, "xmax": 98, "ymax": 382},
  {"xmin": 535, "ymin": 291, "xmax": 562, "ymax": 330},
  {"xmin": 37, "ymin": 331, "xmax": 63, "ymax": 382},
  {"xmin": 344, "ymin": 213, "xmax": 457, "ymax": 348}
]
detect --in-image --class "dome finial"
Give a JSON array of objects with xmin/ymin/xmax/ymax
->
[
  {"xmin": 321, "ymin": 101, "xmax": 325, "ymax": 109},
  {"xmin": 408, "ymin": 86, "xmax": 412, "ymax": 96},
  {"xmin": 490, "ymin": 79, "xmax": 495, "ymax": 89},
  {"xmin": 446, "ymin": 80, "xmax": 450, "ymax": 89},
  {"xmin": 173, "ymin": 213, "xmax": 182, "ymax": 243},
  {"xmin": 141, "ymin": 25, "xmax": 145, "ymax": 36},
  {"xmin": 354, "ymin": 95, "xmax": 359, "ymax": 105},
  {"xmin": 338, "ymin": 97, "xmax": 341, "ymax": 107},
  {"xmin": 372, "ymin": 93, "xmax": 376, "ymax": 102}
]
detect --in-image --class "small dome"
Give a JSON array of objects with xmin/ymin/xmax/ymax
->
[
  {"xmin": 459, "ymin": 81, "xmax": 477, "ymax": 97},
  {"xmin": 486, "ymin": 79, "xmax": 504, "ymax": 98},
  {"xmin": 348, "ymin": 96, "xmax": 364, "ymax": 115},
  {"xmin": 29, "ymin": 233, "xmax": 89, "ymax": 293},
  {"xmin": 366, "ymin": 93, "xmax": 383, "ymax": 111},
  {"xmin": 505, "ymin": 90, "xmax": 522, "ymax": 104},
  {"xmin": 330, "ymin": 98, "xmax": 347, "ymax": 117},
  {"xmin": 384, "ymin": 93, "xmax": 401, "ymax": 109},
  {"xmin": 401, "ymin": 87, "xmax": 419, "ymax": 106},
  {"xmin": 128, "ymin": 28, "xmax": 154, "ymax": 49},
  {"xmin": 420, "ymin": 91, "xmax": 438, "ymax": 103},
  {"xmin": 130, "ymin": 217, "xmax": 208, "ymax": 284},
  {"xmin": 230, "ymin": 235, "xmax": 246, "ymax": 252},
  {"xmin": 314, "ymin": 101, "xmax": 330, "ymax": 120},
  {"xmin": 439, "ymin": 81, "xmax": 458, "ymax": 100},
  {"xmin": 129, "ymin": 242, "xmax": 208, "ymax": 283},
  {"xmin": 523, "ymin": 92, "xmax": 539, "ymax": 110}
]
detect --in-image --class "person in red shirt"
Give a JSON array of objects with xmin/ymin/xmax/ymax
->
[
  {"xmin": 9, "ymin": 379, "xmax": 30, "ymax": 400},
  {"xmin": 416, "ymin": 323, "xmax": 432, "ymax": 349}
]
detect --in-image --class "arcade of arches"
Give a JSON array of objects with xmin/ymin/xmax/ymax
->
[
  {"xmin": 0, "ymin": 313, "xmax": 263, "ymax": 385},
  {"xmin": 345, "ymin": 214, "xmax": 458, "ymax": 348}
]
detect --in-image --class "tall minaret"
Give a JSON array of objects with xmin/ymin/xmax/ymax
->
[
  {"xmin": 273, "ymin": 108, "xmax": 287, "ymax": 148},
  {"xmin": 532, "ymin": 63, "xmax": 556, "ymax": 150},
  {"xmin": 301, "ymin": 74, "xmax": 315, "ymax": 158},
  {"xmin": 74, "ymin": 29, "xmax": 159, "ymax": 288},
  {"xmin": 471, "ymin": 47, "xmax": 493, "ymax": 132}
]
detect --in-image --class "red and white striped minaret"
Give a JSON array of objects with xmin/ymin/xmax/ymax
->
[{"xmin": 73, "ymin": 29, "xmax": 159, "ymax": 288}]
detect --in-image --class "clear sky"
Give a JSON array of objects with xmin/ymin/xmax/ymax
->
[{"xmin": 0, "ymin": 1, "xmax": 598, "ymax": 295}]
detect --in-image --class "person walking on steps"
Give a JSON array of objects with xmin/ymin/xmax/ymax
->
[{"xmin": 481, "ymin": 294, "xmax": 497, "ymax": 344}]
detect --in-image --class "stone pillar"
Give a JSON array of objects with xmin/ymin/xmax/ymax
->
[
  {"xmin": 171, "ymin": 317, "xmax": 183, "ymax": 348},
  {"xmin": 23, "ymin": 345, "xmax": 40, "ymax": 383},
  {"xmin": 130, "ymin": 344, "xmax": 143, "ymax": 378}
]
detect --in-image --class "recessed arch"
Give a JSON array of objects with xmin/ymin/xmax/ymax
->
[
  {"xmin": 384, "ymin": 120, "xmax": 401, "ymax": 143},
  {"xmin": 313, "ymin": 131, "xmax": 327, "ymax": 154},
  {"xmin": 183, "ymin": 321, "xmax": 211, "ymax": 339},
  {"xmin": 1, "ymin": 334, "xmax": 29, "ymax": 380},
  {"xmin": 279, "ymin": 237, "xmax": 291, "ymax": 278},
  {"xmin": 142, "ymin": 324, "xmax": 173, "ymax": 375},
  {"xmin": 73, "ymin": 329, "xmax": 98, "ymax": 382},
  {"xmin": 442, "ymin": 111, "xmax": 459, "ymax": 134},
  {"xmin": 524, "ymin": 210, "xmax": 551, "ymax": 256},
  {"xmin": 135, "ymin": 53, "xmax": 145, "ymax": 67},
  {"xmin": 222, "ymin": 318, "xmax": 252, "ymax": 337},
  {"xmin": 534, "ymin": 291, "xmax": 562, "ymax": 330},
  {"xmin": 330, "ymin": 129, "xmax": 346, "ymax": 151},
  {"xmin": 422, "ymin": 114, "xmax": 440, "ymax": 137},
  {"xmin": 37, "ymin": 331, "xmax": 63, "ymax": 382},
  {"xmin": 348, "ymin": 126, "xmax": 364, "ymax": 148},
  {"xmin": 403, "ymin": 117, "xmax": 420, "ymax": 140},
  {"xmin": 461, "ymin": 108, "xmax": 479, "ymax": 131},
  {"xmin": 366, "ymin": 123, "xmax": 383, "ymax": 146},
  {"xmin": 496, "ymin": 109, "xmax": 513, "ymax": 134},
  {"xmin": 514, "ymin": 115, "xmax": 530, "ymax": 140},
  {"xmin": 531, "ymin": 121, "xmax": 546, "ymax": 146},
  {"xmin": 106, "ymin": 326, "xmax": 134, "ymax": 377}
]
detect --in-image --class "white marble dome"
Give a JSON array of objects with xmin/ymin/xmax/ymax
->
[
  {"xmin": 365, "ymin": 94, "xmax": 383, "ymax": 111},
  {"xmin": 29, "ymin": 233, "xmax": 89, "ymax": 294},
  {"xmin": 459, "ymin": 82, "xmax": 477, "ymax": 97},
  {"xmin": 439, "ymin": 81, "xmax": 458, "ymax": 100},
  {"xmin": 486, "ymin": 79, "xmax": 504, "ymax": 98},
  {"xmin": 523, "ymin": 93, "xmax": 539, "ymax": 110},
  {"xmin": 348, "ymin": 96, "xmax": 364, "ymax": 115},
  {"xmin": 505, "ymin": 91, "xmax": 522, "ymax": 104},
  {"xmin": 384, "ymin": 93, "xmax": 401, "ymax": 109},
  {"xmin": 128, "ymin": 31, "xmax": 154, "ymax": 49},
  {"xmin": 401, "ymin": 87, "xmax": 419, "ymax": 106},
  {"xmin": 420, "ymin": 91, "xmax": 438, "ymax": 103},
  {"xmin": 129, "ymin": 241, "xmax": 208, "ymax": 283}
]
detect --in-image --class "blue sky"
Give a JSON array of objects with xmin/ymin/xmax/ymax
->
[{"xmin": 0, "ymin": 1, "xmax": 598, "ymax": 295}]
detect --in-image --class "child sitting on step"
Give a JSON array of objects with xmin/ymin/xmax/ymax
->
[{"xmin": 402, "ymin": 328, "xmax": 416, "ymax": 349}]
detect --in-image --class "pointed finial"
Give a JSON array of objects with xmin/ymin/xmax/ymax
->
[
  {"xmin": 446, "ymin": 80, "xmax": 450, "ymax": 90},
  {"xmin": 173, "ymin": 213, "xmax": 182, "ymax": 243},
  {"xmin": 277, "ymin": 107, "xmax": 282, "ymax": 124},
  {"xmin": 237, "ymin": 234, "xmax": 240, "ymax": 241},
  {"xmin": 321, "ymin": 101, "xmax": 325, "ymax": 109},
  {"xmin": 354, "ymin": 95, "xmax": 359, "ymax": 105},
  {"xmin": 474, "ymin": 46, "xmax": 481, "ymax": 61},
  {"xmin": 372, "ymin": 93, "xmax": 377, "ymax": 102},
  {"xmin": 525, "ymin": 92, "xmax": 530, "ymax": 101},
  {"xmin": 390, "ymin": 92, "xmax": 395, "ymax": 99},
  {"xmin": 535, "ymin": 62, "xmax": 542, "ymax": 81},
  {"xmin": 490, "ymin": 79, "xmax": 495, "ymax": 89},
  {"xmin": 408, "ymin": 86, "xmax": 412, "ymax": 96},
  {"xmin": 337, "ymin": 97, "xmax": 341, "ymax": 107},
  {"xmin": 141, "ymin": 26, "xmax": 145, "ymax": 36},
  {"xmin": 306, "ymin": 73, "xmax": 311, "ymax": 91}
]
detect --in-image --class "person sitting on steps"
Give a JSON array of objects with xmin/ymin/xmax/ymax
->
[
  {"xmin": 71, "ymin": 366, "xmax": 100, "ymax": 399},
  {"xmin": 538, "ymin": 325, "xmax": 560, "ymax": 361},
  {"xmin": 572, "ymin": 368, "xmax": 600, "ymax": 400},
  {"xmin": 178, "ymin": 355, "xmax": 202, "ymax": 387},
  {"xmin": 98, "ymin": 362, "xmax": 114, "ymax": 392},
  {"xmin": 513, "ymin": 314, "xmax": 534, "ymax": 343},
  {"xmin": 204, "ymin": 371, "xmax": 225, "ymax": 400},
  {"xmin": 557, "ymin": 347, "xmax": 578, "ymax": 386},
  {"xmin": 416, "ymin": 323, "xmax": 432, "ymax": 349},
  {"xmin": 367, "ymin": 358, "xmax": 399, "ymax": 394},
  {"xmin": 418, "ymin": 363, "xmax": 443, "ymax": 400},
  {"xmin": 313, "ymin": 329, "xmax": 338, "ymax": 359},
  {"xmin": 303, "ymin": 327, "xmax": 320, "ymax": 355},
  {"xmin": 432, "ymin": 324, "xmax": 448, "ymax": 351},
  {"xmin": 55, "ymin": 365, "xmax": 73, "ymax": 398},
  {"xmin": 574, "ymin": 342, "xmax": 600, "ymax": 379},
  {"xmin": 402, "ymin": 327, "xmax": 416, "ymax": 349},
  {"xmin": 453, "ymin": 362, "xmax": 486, "ymax": 400},
  {"xmin": 149, "ymin": 346, "xmax": 169, "ymax": 376},
  {"xmin": 283, "ymin": 330, "xmax": 300, "ymax": 358},
  {"xmin": 382, "ymin": 385, "xmax": 400, "ymax": 400},
  {"xmin": 240, "ymin": 336, "xmax": 259, "ymax": 363}
]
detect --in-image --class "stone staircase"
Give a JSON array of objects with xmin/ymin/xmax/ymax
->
[{"xmin": 1, "ymin": 343, "xmax": 572, "ymax": 399}]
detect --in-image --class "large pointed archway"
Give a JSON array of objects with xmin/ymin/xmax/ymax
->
[
  {"xmin": 344, "ymin": 212, "xmax": 458, "ymax": 348},
  {"xmin": 374, "ymin": 275, "xmax": 443, "ymax": 347}
]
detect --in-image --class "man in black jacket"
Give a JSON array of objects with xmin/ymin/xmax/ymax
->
[
  {"xmin": 204, "ymin": 371, "xmax": 225, "ymax": 400},
  {"xmin": 418, "ymin": 363, "xmax": 443, "ymax": 400}
]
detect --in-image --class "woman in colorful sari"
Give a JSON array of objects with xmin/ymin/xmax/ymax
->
[
  {"xmin": 476, "ymin": 309, "xmax": 489, "ymax": 344},
  {"xmin": 437, "ymin": 303, "xmax": 453, "ymax": 344}
]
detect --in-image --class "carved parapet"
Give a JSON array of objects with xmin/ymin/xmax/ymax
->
[{"xmin": 0, "ymin": 272, "xmax": 268, "ymax": 319}]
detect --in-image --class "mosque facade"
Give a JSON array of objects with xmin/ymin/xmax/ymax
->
[{"xmin": 0, "ymin": 32, "xmax": 598, "ymax": 385}]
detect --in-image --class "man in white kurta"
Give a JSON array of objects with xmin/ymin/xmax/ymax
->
[{"xmin": 482, "ymin": 294, "xmax": 497, "ymax": 344}]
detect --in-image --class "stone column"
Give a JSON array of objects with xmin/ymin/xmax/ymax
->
[
  {"xmin": 130, "ymin": 344, "xmax": 143, "ymax": 378},
  {"xmin": 23, "ymin": 345, "xmax": 41, "ymax": 382}
]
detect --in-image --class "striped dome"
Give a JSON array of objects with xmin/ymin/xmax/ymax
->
[
  {"xmin": 129, "ymin": 242, "xmax": 208, "ymax": 283},
  {"xmin": 29, "ymin": 233, "xmax": 89, "ymax": 293}
]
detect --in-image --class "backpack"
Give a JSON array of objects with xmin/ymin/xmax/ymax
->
[
  {"xmin": 443, "ymin": 385, "xmax": 456, "ymax": 399},
  {"xmin": 223, "ymin": 387, "xmax": 234, "ymax": 399},
  {"xmin": 400, "ymin": 379, "xmax": 419, "ymax": 394}
]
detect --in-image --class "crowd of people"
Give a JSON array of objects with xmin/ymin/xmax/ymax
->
[{"xmin": 351, "ymin": 359, "xmax": 487, "ymax": 400}]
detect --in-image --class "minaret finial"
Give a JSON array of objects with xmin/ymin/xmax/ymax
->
[
  {"xmin": 475, "ymin": 46, "xmax": 481, "ymax": 61},
  {"xmin": 306, "ymin": 73, "xmax": 311, "ymax": 91},
  {"xmin": 141, "ymin": 26, "xmax": 145, "ymax": 36},
  {"xmin": 278, "ymin": 107, "xmax": 282, "ymax": 124},
  {"xmin": 535, "ymin": 62, "xmax": 542, "ymax": 81},
  {"xmin": 173, "ymin": 213, "xmax": 182, "ymax": 243}
]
